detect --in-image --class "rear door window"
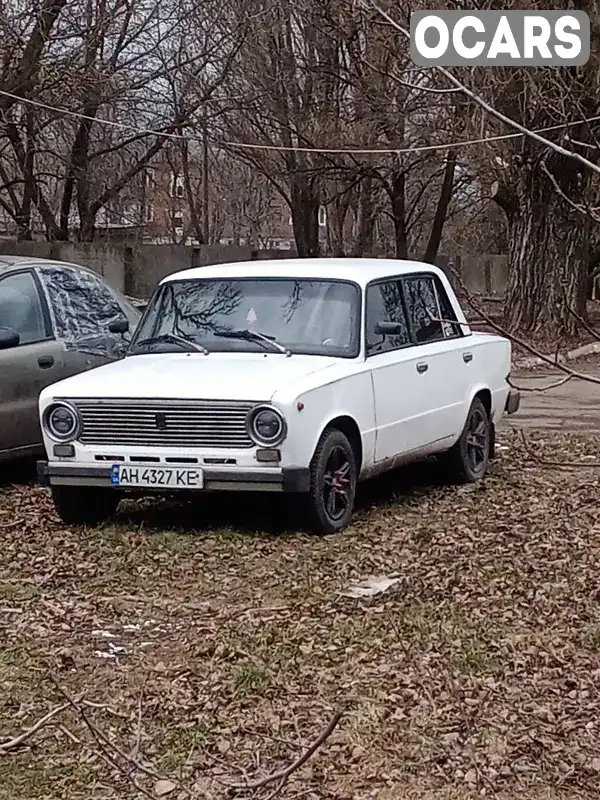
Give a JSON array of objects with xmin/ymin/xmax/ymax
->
[{"xmin": 402, "ymin": 275, "xmax": 462, "ymax": 342}]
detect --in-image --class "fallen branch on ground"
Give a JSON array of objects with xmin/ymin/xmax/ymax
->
[
  {"xmin": 446, "ymin": 264, "xmax": 600, "ymax": 388},
  {"xmin": 228, "ymin": 706, "xmax": 346, "ymax": 793},
  {"xmin": 508, "ymin": 374, "xmax": 574, "ymax": 393},
  {"xmin": 429, "ymin": 312, "xmax": 577, "ymax": 392},
  {"xmin": 81, "ymin": 699, "xmax": 130, "ymax": 719},
  {"xmin": 46, "ymin": 674, "xmax": 177, "ymax": 800},
  {"xmin": 48, "ymin": 674, "xmax": 162, "ymax": 781},
  {"xmin": 514, "ymin": 341, "xmax": 600, "ymax": 371},
  {"xmin": 518, "ymin": 430, "xmax": 600, "ymax": 469},
  {"xmin": 566, "ymin": 295, "xmax": 600, "ymax": 344},
  {"xmin": 0, "ymin": 703, "xmax": 69, "ymax": 753},
  {"xmin": 0, "ymin": 518, "xmax": 24, "ymax": 529},
  {"xmin": 25, "ymin": 671, "xmax": 346, "ymax": 798}
]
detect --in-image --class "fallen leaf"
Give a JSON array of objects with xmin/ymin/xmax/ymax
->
[
  {"xmin": 5, "ymin": 431, "xmax": 600, "ymax": 796},
  {"xmin": 154, "ymin": 779, "xmax": 176, "ymax": 796},
  {"xmin": 464, "ymin": 768, "xmax": 477, "ymax": 785},
  {"xmin": 340, "ymin": 576, "xmax": 401, "ymax": 599}
]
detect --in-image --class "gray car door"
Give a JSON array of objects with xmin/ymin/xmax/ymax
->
[{"xmin": 0, "ymin": 269, "xmax": 66, "ymax": 457}]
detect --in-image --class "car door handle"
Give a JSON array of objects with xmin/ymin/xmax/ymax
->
[
  {"xmin": 38, "ymin": 355, "xmax": 54, "ymax": 369},
  {"xmin": 463, "ymin": 352, "xmax": 473, "ymax": 363},
  {"xmin": 416, "ymin": 362, "xmax": 428, "ymax": 374}
]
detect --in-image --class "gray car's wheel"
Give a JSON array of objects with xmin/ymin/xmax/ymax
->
[
  {"xmin": 51, "ymin": 486, "xmax": 119, "ymax": 526},
  {"xmin": 305, "ymin": 428, "xmax": 357, "ymax": 535},
  {"xmin": 439, "ymin": 396, "xmax": 490, "ymax": 483}
]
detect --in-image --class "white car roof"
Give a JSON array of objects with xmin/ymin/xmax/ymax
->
[{"xmin": 163, "ymin": 258, "xmax": 447, "ymax": 289}]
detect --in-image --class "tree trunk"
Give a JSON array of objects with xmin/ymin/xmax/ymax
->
[
  {"xmin": 503, "ymin": 209, "xmax": 588, "ymax": 337},
  {"xmin": 78, "ymin": 212, "xmax": 97, "ymax": 242},
  {"xmin": 351, "ymin": 174, "xmax": 375, "ymax": 257},
  {"xmin": 60, "ymin": 107, "xmax": 97, "ymax": 239},
  {"xmin": 388, "ymin": 168, "xmax": 407, "ymax": 259},
  {"xmin": 496, "ymin": 158, "xmax": 591, "ymax": 337},
  {"xmin": 328, "ymin": 193, "xmax": 350, "ymax": 257},
  {"xmin": 0, "ymin": 0, "xmax": 68, "ymax": 115},
  {"xmin": 17, "ymin": 109, "xmax": 35, "ymax": 241},
  {"xmin": 290, "ymin": 176, "xmax": 319, "ymax": 257},
  {"xmin": 422, "ymin": 151, "xmax": 456, "ymax": 263},
  {"xmin": 180, "ymin": 135, "xmax": 205, "ymax": 244},
  {"xmin": 4, "ymin": 121, "xmax": 61, "ymax": 240}
]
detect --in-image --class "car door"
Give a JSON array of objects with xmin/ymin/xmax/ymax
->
[
  {"xmin": 365, "ymin": 278, "xmax": 434, "ymax": 462},
  {"xmin": 0, "ymin": 269, "xmax": 66, "ymax": 456},
  {"xmin": 400, "ymin": 273, "xmax": 470, "ymax": 443}
]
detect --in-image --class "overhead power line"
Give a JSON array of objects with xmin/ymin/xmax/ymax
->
[
  {"xmin": 367, "ymin": 1, "xmax": 600, "ymax": 177},
  {"xmin": 1, "ymin": 87, "xmax": 599, "ymax": 157}
]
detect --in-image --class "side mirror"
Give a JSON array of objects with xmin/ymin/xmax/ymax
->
[
  {"xmin": 0, "ymin": 326, "xmax": 20, "ymax": 350},
  {"xmin": 108, "ymin": 318, "xmax": 129, "ymax": 334},
  {"xmin": 374, "ymin": 321, "xmax": 404, "ymax": 336}
]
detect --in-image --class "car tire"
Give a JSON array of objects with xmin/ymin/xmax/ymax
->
[
  {"xmin": 305, "ymin": 428, "xmax": 357, "ymax": 535},
  {"xmin": 439, "ymin": 396, "xmax": 490, "ymax": 483},
  {"xmin": 51, "ymin": 486, "xmax": 119, "ymax": 526}
]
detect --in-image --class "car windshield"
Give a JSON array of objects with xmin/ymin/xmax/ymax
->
[{"xmin": 129, "ymin": 278, "xmax": 361, "ymax": 357}]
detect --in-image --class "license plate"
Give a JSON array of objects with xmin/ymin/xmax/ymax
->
[{"xmin": 110, "ymin": 464, "xmax": 204, "ymax": 489}]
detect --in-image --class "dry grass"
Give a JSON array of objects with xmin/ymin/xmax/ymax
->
[{"xmin": 1, "ymin": 430, "xmax": 600, "ymax": 799}]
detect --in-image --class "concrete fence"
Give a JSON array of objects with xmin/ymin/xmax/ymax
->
[
  {"xmin": 0, "ymin": 239, "xmax": 509, "ymax": 299},
  {"xmin": 435, "ymin": 253, "xmax": 509, "ymax": 296}
]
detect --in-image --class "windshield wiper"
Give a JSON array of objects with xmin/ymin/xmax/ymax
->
[
  {"xmin": 131, "ymin": 333, "xmax": 209, "ymax": 355},
  {"xmin": 214, "ymin": 328, "xmax": 291, "ymax": 356}
]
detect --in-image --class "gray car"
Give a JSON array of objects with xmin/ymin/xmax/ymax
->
[{"xmin": 0, "ymin": 255, "xmax": 141, "ymax": 462}]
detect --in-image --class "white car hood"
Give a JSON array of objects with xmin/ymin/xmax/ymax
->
[{"xmin": 45, "ymin": 352, "xmax": 340, "ymax": 402}]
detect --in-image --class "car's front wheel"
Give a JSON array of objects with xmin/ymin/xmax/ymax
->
[
  {"xmin": 306, "ymin": 428, "xmax": 357, "ymax": 534},
  {"xmin": 439, "ymin": 396, "xmax": 491, "ymax": 483},
  {"xmin": 51, "ymin": 486, "xmax": 120, "ymax": 526}
]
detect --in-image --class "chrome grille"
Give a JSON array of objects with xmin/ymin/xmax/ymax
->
[{"xmin": 71, "ymin": 399, "xmax": 256, "ymax": 449}]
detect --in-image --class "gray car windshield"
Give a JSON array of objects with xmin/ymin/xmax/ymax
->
[{"xmin": 130, "ymin": 278, "xmax": 360, "ymax": 357}]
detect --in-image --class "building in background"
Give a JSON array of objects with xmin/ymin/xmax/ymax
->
[{"xmin": 0, "ymin": 154, "xmax": 328, "ymax": 252}]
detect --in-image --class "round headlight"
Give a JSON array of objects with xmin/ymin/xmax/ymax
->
[
  {"xmin": 44, "ymin": 402, "xmax": 80, "ymax": 441},
  {"xmin": 247, "ymin": 405, "xmax": 286, "ymax": 446}
]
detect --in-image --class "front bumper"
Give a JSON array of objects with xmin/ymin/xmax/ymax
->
[
  {"xmin": 37, "ymin": 461, "xmax": 310, "ymax": 493},
  {"xmin": 505, "ymin": 389, "xmax": 520, "ymax": 415}
]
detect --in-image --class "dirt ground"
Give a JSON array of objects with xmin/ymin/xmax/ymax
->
[
  {"xmin": 2, "ymin": 360, "xmax": 600, "ymax": 799},
  {"xmin": 503, "ymin": 356, "xmax": 600, "ymax": 432},
  {"xmin": 2, "ymin": 432, "xmax": 600, "ymax": 800}
]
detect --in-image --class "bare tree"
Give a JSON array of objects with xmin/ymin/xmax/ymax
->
[
  {"xmin": 0, "ymin": 0, "xmax": 248, "ymax": 241},
  {"xmin": 481, "ymin": 55, "xmax": 600, "ymax": 337},
  {"xmin": 212, "ymin": 0, "xmax": 465, "ymax": 260}
]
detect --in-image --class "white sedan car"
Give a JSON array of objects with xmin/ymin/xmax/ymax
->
[{"xmin": 37, "ymin": 258, "xmax": 519, "ymax": 534}]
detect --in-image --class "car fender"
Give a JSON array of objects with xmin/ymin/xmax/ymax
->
[
  {"xmin": 463, "ymin": 380, "xmax": 496, "ymax": 428},
  {"xmin": 272, "ymin": 369, "xmax": 376, "ymax": 470},
  {"xmin": 458, "ymin": 334, "xmax": 511, "ymax": 428}
]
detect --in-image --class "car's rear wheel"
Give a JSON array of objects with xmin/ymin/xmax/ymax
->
[
  {"xmin": 51, "ymin": 486, "xmax": 119, "ymax": 526},
  {"xmin": 306, "ymin": 428, "xmax": 357, "ymax": 534},
  {"xmin": 439, "ymin": 396, "xmax": 490, "ymax": 483}
]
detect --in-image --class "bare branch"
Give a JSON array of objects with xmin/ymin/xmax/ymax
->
[
  {"xmin": 229, "ymin": 706, "xmax": 346, "ymax": 792},
  {"xmin": 447, "ymin": 265, "xmax": 600, "ymax": 386},
  {"xmin": 367, "ymin": 2, "xmax": 600, "ymax": 179},
  {"xmin": 0, "ymin": 703, "xmax": 69, "ymax": 753}
]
